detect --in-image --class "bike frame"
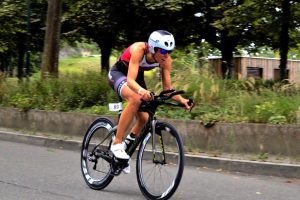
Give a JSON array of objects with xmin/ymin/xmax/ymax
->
[
  {"xmin": 107, "ymin": 89, "xmax": 192, "ymax": 165},
  {"xmin": 109, "ymin": 103, "xmax": 161, "ymax": 159}
]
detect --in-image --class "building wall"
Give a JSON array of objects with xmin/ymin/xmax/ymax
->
[{"xmin": 209, "ymin": 56, "xmax": 300, "ymax": 83}]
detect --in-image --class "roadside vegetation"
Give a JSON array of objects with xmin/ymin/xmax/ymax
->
[{"xmin": 1, "ymin": 48, "xmax": 300, "ymax": 125}]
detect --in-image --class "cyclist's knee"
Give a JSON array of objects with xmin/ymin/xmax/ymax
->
[{"xmin": 126, "ymin": 94, "xmax": 142, "ymax": 107}]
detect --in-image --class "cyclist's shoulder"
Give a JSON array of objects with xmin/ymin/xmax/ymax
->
[{"xmin": 130, "ymin": 42, "xmax": 147, "ymax": 51}]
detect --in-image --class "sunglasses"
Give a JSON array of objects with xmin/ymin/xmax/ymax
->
[{"xmin": 158, "ymin": 48, "xmax": 173, "ymax": 55}]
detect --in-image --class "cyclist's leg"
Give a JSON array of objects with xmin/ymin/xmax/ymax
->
[
  {"xmin": 111, "ymin": 70, "xmax": 146, "ymax": 143},
  {"xmin": 129, "ymin": 72, "xmax": 148, "ymax": 136},
  {"xmin": 130, "ymin": 112, "xmax": 148, "ymax": 136},
  {"xmin": 111, "ymin": 85, "xmax": 142, "ymax": 159},
  {"xmin": 109, "ymin": 67, "xmax": 144, "ymax": 159},
  {"xmin": 114, "ymin": 85, "xmax": 142, "ymax": 144}
]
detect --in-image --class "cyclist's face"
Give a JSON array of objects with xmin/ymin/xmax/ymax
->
[{"xmin": 154, "ymin": 48, "xmax": 171, "ymax": 62}]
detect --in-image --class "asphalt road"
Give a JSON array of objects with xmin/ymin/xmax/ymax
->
[{"xmin": 0, "ymin": 140, "xmax": 299, "ymax": 200}]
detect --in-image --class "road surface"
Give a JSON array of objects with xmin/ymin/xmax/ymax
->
[{"xmin": 0, "ymin": 140, "xmax": 299, "ymax": 200}]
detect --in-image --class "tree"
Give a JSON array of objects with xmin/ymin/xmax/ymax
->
[
  {"xmin": 41, "ymin": 0, "xmax": 63, "ymax": 79},
  {"xmin": 63, "ymin": 0, "xmax": 122, "ymax": 72},
  {"xmin": 238, "ymin": 0, "xmax": 299, "ymax": 80},
  {"xmin": 0, "ymin": 0, "xmax": 46, "ymax": 78},
  {"xmin": 195, "ymin": 0, "xmax": 300, "ymax": 79},
  {"xmin": 62, "ymin": 0, "xmax": 200, "ymax": 72},
  {"xmin": 194, "ymin": 0, "xmax": 246, "ymax": 78}
]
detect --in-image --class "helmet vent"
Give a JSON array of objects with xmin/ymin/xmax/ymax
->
[{"xmin": 165, "ymin": 42, "xmax": 169, "ymax": 47}]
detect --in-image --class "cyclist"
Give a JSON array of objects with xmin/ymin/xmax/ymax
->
[{"xmin": 108, "ymin": 30, "xmax": 192, "ymax": 169}]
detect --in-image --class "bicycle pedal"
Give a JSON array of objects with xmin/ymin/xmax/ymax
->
[
  {"xmin": 110, "ymin": 168, "xmax": 122, "ymax": 176},
  {"xmin": 113, "ymin": 156, "xmax": 129, "ymax": 163},
  {"xmin": 111, "ymin": 156, "xmax": 129, "ymax": 176}
]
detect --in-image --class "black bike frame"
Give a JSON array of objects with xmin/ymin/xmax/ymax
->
[{"xmin": 109, "ymin": 111, "xmax": 157, "ymax": 158}]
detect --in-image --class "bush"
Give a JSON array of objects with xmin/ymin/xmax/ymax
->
[
  {"xmin": 0, "ymin": 71, "xmax": 113, "ymax": 112},
  {"xmin": 1, "ymin": 51, "xmax": 300, "ymax": 124}
]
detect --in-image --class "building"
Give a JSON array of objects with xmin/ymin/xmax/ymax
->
[{"xmin": 209, "ymin": 56, "xmax": 300, "ymax": 83}]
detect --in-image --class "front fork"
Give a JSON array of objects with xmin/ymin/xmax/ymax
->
[{"xmin": 151, "ymin": 119, "xmax": 166, "ymax": 165}]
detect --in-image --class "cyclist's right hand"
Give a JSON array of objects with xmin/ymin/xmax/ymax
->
[{"xmin": 138, "ymin": 88, "xmax": 153, "ymax": 101}]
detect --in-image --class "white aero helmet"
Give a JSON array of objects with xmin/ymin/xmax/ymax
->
[{"xmin": 148, "ymin": 30, "xmax": 175, "ymax": 54}]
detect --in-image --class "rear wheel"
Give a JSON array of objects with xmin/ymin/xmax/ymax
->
[
  {"xmin": 81, "ymin": 118, "xmax": 115, "ymax": 190},
  {"xmin": 136, "ymin": 121, "xmax": 184, "ymax": 200}
]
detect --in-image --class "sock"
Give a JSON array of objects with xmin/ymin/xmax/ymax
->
[{"xmin": 125, "ymin": 133, "xmax": 136, "ymax": 150}]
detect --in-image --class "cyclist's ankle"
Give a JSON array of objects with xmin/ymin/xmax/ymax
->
[
  {"xmin": 125, "ymin": 133, "xmax": 136, "ymax": 151},
  {"xmin": 113, "ymin": 138, "xmax": 123, "ymax": 144}
]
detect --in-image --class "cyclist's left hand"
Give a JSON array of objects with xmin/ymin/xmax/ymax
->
[{"xmin": 181, "ymin": 98, "xmax": 194, "ymax": 110}]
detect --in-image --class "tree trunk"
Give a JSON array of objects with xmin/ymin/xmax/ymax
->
[
  {"xmin": 279, "ymin": 0, "xmax": 290, "ymax": 81},
  {"xmin": 220, "ymin": 32, "xmax": 235, "ymax": 79},
  {"xmin": 99, "ymin": 43, "xmax": 112, "ymax": 73},
  {"xmin": 17, "ymin": 46, "xmax": 25, "ymax": 80},
  {"xmin": 41, "ymin": 0, "xmax": 62, "ymax": 79}
]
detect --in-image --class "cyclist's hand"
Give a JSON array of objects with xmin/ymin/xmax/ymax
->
[
  {"xmin": 139, "ymin": 89, "xmax": 153, "ymax": 101},
  {"xmin": 181, "ymin": 98, "xmax": 194, "ymax": 110}
]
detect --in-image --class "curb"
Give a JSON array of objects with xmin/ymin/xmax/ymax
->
[{"xmin": 1, "ymin": 130, "xmax": 300, "ymax": 179}]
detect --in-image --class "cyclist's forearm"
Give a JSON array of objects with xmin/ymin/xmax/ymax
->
[{"xmin": 172, "ymin": 94, "xmax": 184, "ymax": 104}]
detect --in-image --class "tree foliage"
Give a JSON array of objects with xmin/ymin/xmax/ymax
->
[
  {"xmin": 0, "ymin": 0, "xmax": 299, "ymax": 79},
  {"xmin": 0, "ymin": 0, "xmax": 46, "ymax": 76},
  {"xmin": 62, "ymin": 0, "xmax": 201, "ymax": 71},
  {"xmin": 194, "ymin": 0, "xmax": 300, "ymax": 79}
]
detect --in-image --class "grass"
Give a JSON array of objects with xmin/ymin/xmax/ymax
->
[{"xmin": 59, "ymin": 56, "xmax": 101, "ymax": 73}]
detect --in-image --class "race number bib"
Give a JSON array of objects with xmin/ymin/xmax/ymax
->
[{"xmin": 108, "ymin": 102, "xmax": 122, "ymax": 112}]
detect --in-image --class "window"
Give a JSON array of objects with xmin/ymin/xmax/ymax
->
[{"xmin": 247, "ymin": 67, "xmax": 263, "ymax": 78}]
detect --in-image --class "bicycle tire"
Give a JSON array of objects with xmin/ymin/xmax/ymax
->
[
  {"xmin": 81, "ymin": 117, "xmax": 115, "ymax": 190},
  {"xmin": 136, "ymin": 121, "xmax": 184, "ymax": 200}
]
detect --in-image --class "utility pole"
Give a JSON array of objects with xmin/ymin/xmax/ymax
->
[{"xmin": 41, "ymin": 0, "xmax": 62, "ymax": 79}]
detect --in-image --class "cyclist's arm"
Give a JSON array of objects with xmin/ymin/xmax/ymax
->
[
  {"xmin": 161, "ymin": 58, "xmax": 193, "ymax": 109},
  {"xmin": 127, "ymin": 43, "xmax": 152, "ymax": 100}
]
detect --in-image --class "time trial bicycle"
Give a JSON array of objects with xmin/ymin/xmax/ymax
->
[{"xmin": 81, "ymin": 89, "xmax": 193, "ymax": 200}]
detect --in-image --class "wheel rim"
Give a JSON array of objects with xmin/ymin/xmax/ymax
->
[
  {"xmin": 137, "ymin": 125, "xmax": 184, "ymax": 199},
  {"xmin": 81, "ymin": 122, "xmax": 114, "ymax": 186}
]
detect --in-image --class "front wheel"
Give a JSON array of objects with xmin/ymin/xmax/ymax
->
[
  {"xmin": 81, "ymin": 117, "xmax": 115, "ymax": 190},
  {"xmin": 136, "ymin": 121, "xmax": 184, "ymax": 200}
]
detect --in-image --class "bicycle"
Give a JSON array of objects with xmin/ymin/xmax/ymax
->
[{"xmin": 80, "ymin": 89, "xmax": 193, "ymax": 200}]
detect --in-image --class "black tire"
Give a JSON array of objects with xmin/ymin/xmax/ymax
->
[
  {"xmin": 136, "ymin": 121, "xmax": 184, "ymax": 200},
  {"xmin": 81, "ymin": 117, "xmax": 115, "ymax": 190}
]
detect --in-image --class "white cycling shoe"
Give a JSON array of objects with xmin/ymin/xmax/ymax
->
[{"xmin": 110, "ymin": 143, "xmax": 130, "ymax": 160}]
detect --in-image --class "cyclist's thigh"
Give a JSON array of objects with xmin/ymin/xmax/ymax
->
[
  {"xmin": 108, "ymin": 69, "xmax": 127, "ymax": 98},
  {"xmin": 119, "ymin": 84, "xmax": 141, "ymax": 103}
]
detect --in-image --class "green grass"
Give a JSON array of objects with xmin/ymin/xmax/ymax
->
[{"xmin": 59, "ymin": 56, "xmax": 101, "ymax": 73}]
